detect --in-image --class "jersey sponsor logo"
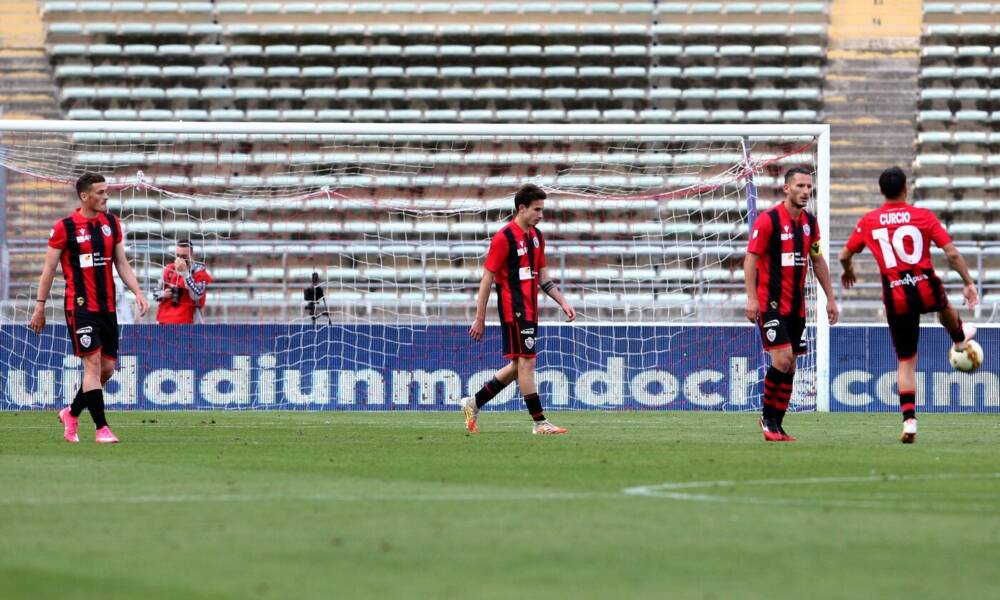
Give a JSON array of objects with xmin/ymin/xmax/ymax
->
[
  {"xmin": 516, "ymin": 244, "xmax": 527, "ymax": 256},
  {"xmin": 781, "ymin": 252, "xmax": 796, "ymax": 267},
  {"xmin": 76, "ymin": 227, "xmax": 91, "ymax": 244},
  {"xmin": 101, "ymin": 224, "xmax": 112, "ymax": 237},
  {"xmin": 879, "ymin": 211, "xmax": 911, "ymax": 226},
  {"xmin": 79, "ymin": 253, "xmax": 94, "ymax": 268},
  {"xmin": 780, "ymin": 232, "xmax": 794, "ymax": 241},
  {"xmin": 762, "ymin": 319, "xmax": 780, "ymax": 328},
  {"xmin": 75, "ymin": 326, "xmax": 94, "ymax": 334},
  {"xmin": 518, "ymin": 266, "xmax": 533, "ymax": 280},
  {"xmin": 520, "ymin": 327, "xmax": 535, "ymax": 335},
  {"xmin": 79, "ymin": 334, "xmax": 91, "ymax": 348},
  {"xmin": 524, "ymin": 336, "xmax": 535, "ymax": 350},
  {"xmin": 766, "ymin": 329, "xmax": 776, "ymax": 342},
  {"xmin": 889, "ymin": 273, "xmax": 929, "ymax": 288}
]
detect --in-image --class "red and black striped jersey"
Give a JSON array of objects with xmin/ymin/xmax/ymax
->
[
  {"xmin": 484, "ymin": 221, "xmax": 546, "ymax": 322},
  {"xmin": 48, "ymin": 208, "xmax": 123, "ymax": 313},
  {"xmin": 844, "ymin": 203, "xmax": 952, "ymax": 315},
  {"xmin": 746, "ymin": 203, "xmax": 820, "ymax": 318}
]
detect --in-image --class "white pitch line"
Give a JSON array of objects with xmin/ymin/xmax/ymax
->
[
  {"xmin": 0, "ymin": 490, "xmax": 620, "ymax": 507},
  {"xmin": 623, "ymin": 472, "xmax": 1000, "ymax": 510}
]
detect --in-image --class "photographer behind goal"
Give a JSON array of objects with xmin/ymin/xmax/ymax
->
[{"xmin": 155, "ymin": 240, "xmax": 213, "ymax": 324}]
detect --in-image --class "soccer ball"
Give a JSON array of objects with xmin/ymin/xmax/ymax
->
[{"xmin": 948, "ymin": 340, "xmax": 984, "ymax": 373}]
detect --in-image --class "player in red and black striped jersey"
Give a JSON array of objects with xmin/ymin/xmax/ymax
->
[
  {"xmin": 840, "ymin": 167, "xmax": 978, "ymax": 443},
  {"xmin": 460, "ymin": 184, "xmax": 576, "ymax": 435},
  {"xmin": 30, "ymin": 173, "xmax": 149, "ymax": 444},
  {"xmin": 744, "ymin": 167, "xmax": 839, "ymax": 442}
]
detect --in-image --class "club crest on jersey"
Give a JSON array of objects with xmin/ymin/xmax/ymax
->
[
  {"xmin": 524, "ymin": 337, "xmax": 535, "ymax": 350},
  {"xmin": 766, "ymin": 329, "xmax": 776, "ymax": 342},
  {"xmin": 533, "ymin": 236, "xmax": 539, "ymax": 247},
  {"xmin": 79, "ymin": 334, "xmax": 91, "ymax": 348},
  {"xmin": 803, "ymin": 224, "xmax": 811, "ymax": 236},
  {"xmin": 76, "ymin": 297, "xmax": 84, "ymax": 306},
  {"xmin": 101, "ymin": 224, "xmax": 112, "ymax": 237}
]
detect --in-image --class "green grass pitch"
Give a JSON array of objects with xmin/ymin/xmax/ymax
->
[{"xmin": 1, "ymin": 411, "xmax": 999, "ymax": 599}]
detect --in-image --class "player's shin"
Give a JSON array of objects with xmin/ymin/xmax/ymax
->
[
  {"xmin": 897, "ymin": 358, "xmax": 918, "ymax": 421},
  {"xmin": 83, "ymin": 389, "xmax": 108, "ymax": 429},
  {"xmin": 762, "ymin": 366, "xmax": 784, "ymax": 422},
  {"xmin": 524, "ymin": 393, "xmax": 545, "ymax": 422},
  {"xmin": 474, "ymin": 377, "xmax": 510, "ymax": 408},
  {"xmin": 774, "ymin": 369, "xmax": 795, "ymax": 425},
  {"xmin": 69, "ymin": 387, "xmax": 87, "ymax": 418},
  {"xmin": 899, "ymin": 390, "xmax": 916, "ymax": 421}
]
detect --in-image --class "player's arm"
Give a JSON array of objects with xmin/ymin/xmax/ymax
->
[
  {"xmin": 839, "ymin": 217, "xmax": 869, "ymax": 290},
  {"xmin": 469, "ymin": 268, "xmax": 495, "ymax": 341},
  {"xmin": 942, "ymin": 242, "xmax": 979, "ymax": 308},
  {"xmin": 29, "ymin": 246, "xmax": 63, "ymax": 334},
  {"xmin": 182, "ymin": 268, "xmax": 209, "ymax": 302},
  {"xmin": 112, "ymin": 242, "xmax": 149, "ymax": 317},
  {"xmin": 742, "ymin": 252, "xmax": 760, "ymax": 323},
  {"xmin": 537, "ymin": 266, "xmax": 576, "ymax": 322},
  {"xmin": 810, "ymin": 249, "xmax": 840, "ymax": 326},
  {"xmin": 838, "ymin": 246, "xmax": 858, "ymax": 289}
]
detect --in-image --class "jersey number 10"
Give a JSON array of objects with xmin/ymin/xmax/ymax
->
[{"xmin": 872, "ymin": 226, "xmax": 923, "ymax": 269}]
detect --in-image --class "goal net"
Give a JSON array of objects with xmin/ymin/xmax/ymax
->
[{"xmin": 0, "ymin": 122, "xmax": 830, "ymax": 412}]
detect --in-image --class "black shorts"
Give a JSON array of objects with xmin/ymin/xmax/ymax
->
[
  {"xmin": 500, "ymin": 320, "xmax": 537, "ymax": 359},
  {"xmin": 757, "ymin": 312, "xmax": 807, "ymax": 355},
  {"xmin": 887, "ymin": 312, "xmax": 922, "ymax": 360},
  {"xmin": 65, "ymin": 309, "xmax": 119, "ymax": 360}
]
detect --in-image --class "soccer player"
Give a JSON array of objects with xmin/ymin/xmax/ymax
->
[
  {"xmin": 460, "ymin": 184, "xmax": 576, "ymax": 434},
  {"xmin": 839, "ymin": 166, "xmax": 977, "ymax": 443},
  {"xmin": 744, "ymin": 167, "xmax": 839, "ymax": 442},
  {"xmin": 29, "ymin": 173, "xmax": 149, "ymax": 443}
]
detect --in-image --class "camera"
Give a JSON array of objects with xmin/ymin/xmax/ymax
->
[{"xmin": 303, "ymin": 271, "xmax": 331, "ymax": 324}]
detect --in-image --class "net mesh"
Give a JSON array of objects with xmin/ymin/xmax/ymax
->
[{"xmin": 0, "ymin": 126, "xmax": 821, "ymax": 411}]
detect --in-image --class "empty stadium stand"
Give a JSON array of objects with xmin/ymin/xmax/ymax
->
[{"xmin": 5, "ymin": 1, "xmax": 999, "ymax": 322}]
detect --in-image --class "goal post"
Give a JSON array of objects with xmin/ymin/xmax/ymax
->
[{"xmin": 0, "ymin": 120, "xmax": 831, "ymax": 411}]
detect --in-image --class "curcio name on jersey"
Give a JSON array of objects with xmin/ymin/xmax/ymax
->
[{"xmin": 879, "ymin": 211, "xmax": 911, "ymax": 226}]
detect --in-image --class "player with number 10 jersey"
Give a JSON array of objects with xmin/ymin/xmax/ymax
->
[
  {"xmin": 840, "ymin": 167, "xmax": 978, "ymax": 443},
  {"xmin": 843, "ymin": 196, "xmax": 952, "ymax": 316}
]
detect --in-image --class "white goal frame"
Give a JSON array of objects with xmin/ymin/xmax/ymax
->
[{"xmin": 0, "ymin": 120, "xmax": 831, "ymax": 410}]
